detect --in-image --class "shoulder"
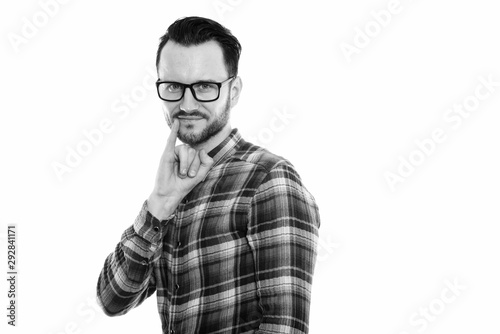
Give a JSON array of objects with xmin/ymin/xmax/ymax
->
[
  {"xmin": 233, "ymin": 137, "xmax": 295, "ymax": 174},
  {"xmin": 238, "ymin": 140, "xmax": 321, "ymax": 229},
  {"xmin": 229, "ymin": 137, "xmax": 311, "ymax": 195}
]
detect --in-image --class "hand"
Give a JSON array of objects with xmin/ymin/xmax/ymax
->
[{"xmin": 147, "ymin": 119, "xmax": 214, "ymax": 220}]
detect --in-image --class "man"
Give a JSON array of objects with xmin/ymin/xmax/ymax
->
[{"xmin": 96, "ymin": 16, "xmax": 320, "ymax": 334}]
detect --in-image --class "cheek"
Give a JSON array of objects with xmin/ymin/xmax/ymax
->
[
  {"xmin": 162, "ymin": 102, "xmax": 177, "ymax": 115},
  {"xmin": 206, "ymin": 100, "xmax": 226, "ymax": 116},
  {"xmin": 196, "ymin": 103, "xmax": 215, "ymax": 118}
]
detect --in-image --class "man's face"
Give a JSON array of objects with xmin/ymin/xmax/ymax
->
[{"xmin": 157, "ymin": 40, "xmax": 237, "ymax": 146}]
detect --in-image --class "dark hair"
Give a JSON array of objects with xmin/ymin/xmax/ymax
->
[{"xmin": 156, "ymin": 16, "xmax": 242, "ymax": 77}]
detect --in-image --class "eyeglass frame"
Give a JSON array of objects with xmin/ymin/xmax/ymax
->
[{"xmin": 155, "ymin": 76, "xmax": 235, "ymax": 102}]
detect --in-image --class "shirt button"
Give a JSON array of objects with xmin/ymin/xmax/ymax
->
[
  {"xmin": 170, "ymin": 329, "xmax": 175, "ymax": 334},
  {"xmin": 141, "ymin": 260, "xmax": 147, "ymax": 266},
  {"xmin": 153, "ymin": 226, "xmax": 159, "ymax": 232},
  {"xmin": 175, "ymin": 284, "xmax": 180, "ymax": 290},
  {"xmin": 177, "ymin": 241, "xmax": 182, "ymax": 247}
]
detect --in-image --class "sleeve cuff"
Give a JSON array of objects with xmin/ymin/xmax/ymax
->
[{"xmin": 133, "ymin": 200, "xmax": 176, "ymax": 244}]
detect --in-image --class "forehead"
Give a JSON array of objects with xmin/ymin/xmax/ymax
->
[{"xmin": 158, "ymin": 40, "xmax": 227, "ymax": 82}]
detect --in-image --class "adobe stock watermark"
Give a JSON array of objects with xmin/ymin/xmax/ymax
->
[
  {"xmin": 316, "ymin": 234, "xmax": 341, "ymax": 263},
  {"xmin": 385, "ymin": 74, "xmax": 499, "ymax": 192},
  {"xmin": 51, "ymin": 66, "xmax": 157, "ymax": 182},
  {"xmin": 46, "ymin": 293, "xmax": 103, "ymax": 334},
  {"xmin": 212, "ymin": 0, "xmax": 244, "ymax": 19},
  {"xmin": 7, "ymin": 0, "xmax": 73, "ymax": 54},
  {"xmin": 340, "ymin": 0, "xmax": 416, "ymax": 63},
  {"xmin": 247, "ymin": 106, "xmax": 295, "ymax": 147},
  {"xmin": 396, "ymin": 277, "xmax": 466, "ymax": 333}
]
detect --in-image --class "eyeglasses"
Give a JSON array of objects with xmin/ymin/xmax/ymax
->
[{"xmin": 156, "ymin": 77, "xmax": 234, "ymax": 102}]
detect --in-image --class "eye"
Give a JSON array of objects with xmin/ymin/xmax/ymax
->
[
  {"xmin": 196, "ymin": 83, "xmax": 216, "ymax": 92},
  {"xmin": 166, "ymin": 83, "xmax": 182, "ymax": 92}
]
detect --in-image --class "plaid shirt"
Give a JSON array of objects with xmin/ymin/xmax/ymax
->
[{"xmin": 96, "ymin": 129, "xmax": 320, "ymax": 334}]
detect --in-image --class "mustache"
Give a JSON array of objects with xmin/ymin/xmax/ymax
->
[{"xmin": 173, "ymin": 111, "xmax": 208, "ymax": 119}]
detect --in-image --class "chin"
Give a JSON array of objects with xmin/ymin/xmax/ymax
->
[
  {"xmin": 178, "ymin": 127, "xmax": 207, "ymax": 146},
  {"xmin": 180, "ymin": 122, "xmax": 203, "ymax": 134}
]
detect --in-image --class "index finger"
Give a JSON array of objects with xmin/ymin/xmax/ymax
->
[{"xmin": 166, "ymin": 118, "xmax": 179, "ymax": 151}]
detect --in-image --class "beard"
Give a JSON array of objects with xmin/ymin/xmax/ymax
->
[{"xmin": 168, "ymin": 94, "xmax": 231, "ymax": 146}]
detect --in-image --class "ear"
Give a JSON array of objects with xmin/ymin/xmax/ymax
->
[{"xmin": 229, "ymin": 76, "xmax": 243, "ymax": 108}]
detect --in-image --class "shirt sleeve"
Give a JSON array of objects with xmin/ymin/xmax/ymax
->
[
  {"xmin": 96, "ymin": 200, "xmax": 173, "ymax": 316},
  {"xmin": 247, "ymin": 161, "xmax": 320, "ymax": 334}
]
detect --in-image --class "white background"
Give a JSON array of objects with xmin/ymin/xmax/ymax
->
[{"xmin": 1, "ymin": 0, "xmax": 500, "ymax": 333}]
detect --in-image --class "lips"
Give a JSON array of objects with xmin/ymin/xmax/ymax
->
[
  {"xmin": 177, "ymin": 116, "xmax": 204, "ymax": 121},
  {"xmin": 174, "ymin": 112, "xmax": 207, "ymax": 121}
]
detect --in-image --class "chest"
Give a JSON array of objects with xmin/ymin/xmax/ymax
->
[{"xmin": 162, "ymin": 163, "xmax": 264, "ymax": 259}]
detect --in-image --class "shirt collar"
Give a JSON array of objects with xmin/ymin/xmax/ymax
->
[{"xmin": 207, "ymin": 128, "xmax": 242, "ymax": 167}]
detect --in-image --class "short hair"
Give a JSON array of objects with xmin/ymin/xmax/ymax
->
[{"xmin": 156, "ymin": 16, "xmax": 242, "ymax": 77}]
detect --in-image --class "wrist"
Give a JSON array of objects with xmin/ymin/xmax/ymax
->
[{"xmin": 147, "ymin": 194, "xmax": 179, "ymax": 221}]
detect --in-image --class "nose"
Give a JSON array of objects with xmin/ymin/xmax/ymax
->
[{"xmin": 179, "ymin": 87, "xmax": 199, "ymax": 113}]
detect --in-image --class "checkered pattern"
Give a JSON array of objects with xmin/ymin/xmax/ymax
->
[{"xmin": 97, "ymin": 129, "xmax": 320, "ymax": 333}]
